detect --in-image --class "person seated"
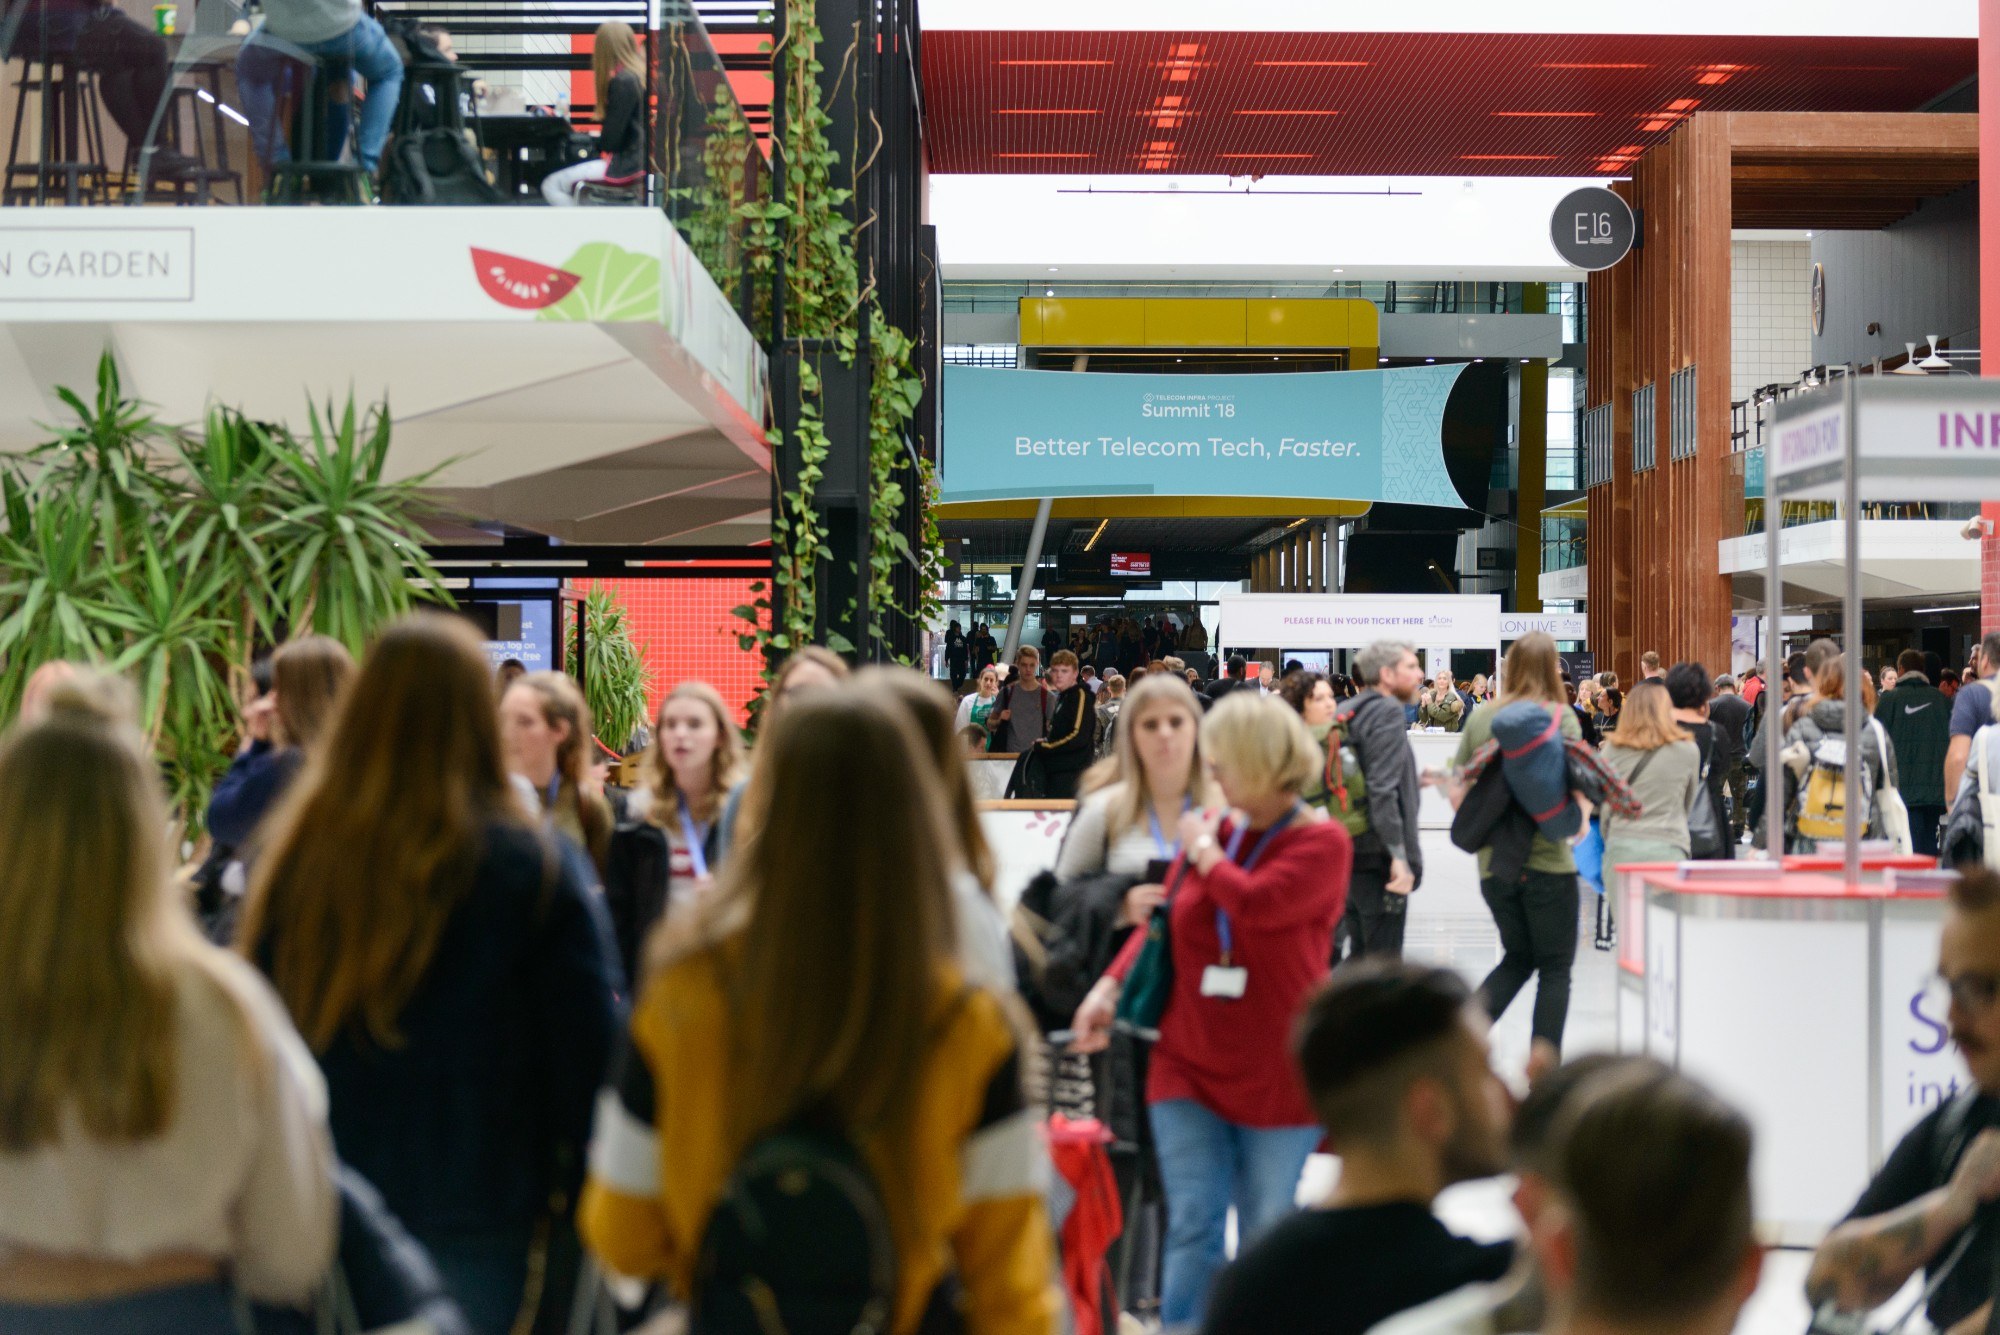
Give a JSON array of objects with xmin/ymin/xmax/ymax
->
[
  {"xmin": 1201, "ymin": 961, "xmax": 1515, "ymax": 1335},
  {"xmin": 4, "ymin": 0, "xmax": 200, "ymax": 177},
  {"xmin": 541, "ymin": 20, "xmax": 643, "ymax": 205},
  {"xmin": 236, "ymin": 0, "xmax": 404, "ymax": 174}
]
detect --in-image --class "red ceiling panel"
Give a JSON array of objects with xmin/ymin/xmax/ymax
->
[{"xmin": 921, "ymin": 31, "xmax": 1974, "ymax": 176}]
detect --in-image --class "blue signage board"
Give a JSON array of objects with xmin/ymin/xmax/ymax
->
[{"xmin": 941, "ymin": 364, "xmax": 1470, "ymax": 509}]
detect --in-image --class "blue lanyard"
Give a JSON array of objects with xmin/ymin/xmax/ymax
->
[
  {"xmin": 543, "ymin": 775, "xmax": 562, "ymax": 811},
  {"xmin": 678, "ymin": 793, "xmax": 710, "ymax": 880},
  {"xmin": 1214, "ymin": 804, "xmax": 1302, "ymax": 963},
  {"xmin": 1147, "ymin": 796, "xmax": 1193, "ymax": 860}
]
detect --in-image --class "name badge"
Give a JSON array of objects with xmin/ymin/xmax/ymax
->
[{"xmin": 1200, "ymin": 965, "xmax": 1248, "ymax": 999}]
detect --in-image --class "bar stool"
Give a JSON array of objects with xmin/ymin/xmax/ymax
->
[
  {"xmin": 266, "ymin": 52, "xmax": 369, "ymax": 204},
  {"xmin": 576, "ymin": 172, "xmax": 645, "ymax": 206},
  {"xmin": 126, "ymin": 85, "xmax": 243, "ymax": 204},
  {"xmin": 4, "ymin": 53, "xmax": 110, "ymax": 205}
]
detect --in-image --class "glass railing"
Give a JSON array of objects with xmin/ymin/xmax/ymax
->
[
  {"xmin": 0, "ymin": 0, "xmax": 765, "ymax": 304},
  {"xmin": 1737, "ymin": 447, "xmax": 1979, "ymax": 534}
]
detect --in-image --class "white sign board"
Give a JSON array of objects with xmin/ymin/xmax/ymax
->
[
  {"xmin": 1500, "ymin": 612, "xmax": 1587, "ymax": 641},
  {"xmin": 0, "ymin": 227, "xmax": 193, "ymax": 302},
  {"xmin": 1772, "ymin": 380, "xmax": 2000, "ymax": 502},
  {"xmin": 1218, "ymin": 593, "xmax": 1503, "ymax": 651},
  {"xmin": 1880, "ymin": 913, "xmax": 1969, "ymax": 1153}
]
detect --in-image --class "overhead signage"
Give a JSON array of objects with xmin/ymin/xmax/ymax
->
[
  {"xmin": 1772, "ymin": 380, "xmax": 2000, "ymax": 502},
  {"xmin": 942, "ymin": 364, "xmax": 1471, "ymax": 509},
  {"xmin": 1501, "ymin": 613, "xmax": 1588, "ymax": 641},
  {"xmin": 1550, "ymin": 187, "xmax": 1635, "ymax": 272},
  {"xmin": 1109, "ymin": 551, "xmax": 1152, "ymax": 577},
  {"xmin": 1218, "ymin": 593, "xmax": 1502, "ymax": 651},
  {"xmin": 0, "ymin": 227, "xmax": 193, "ymax": 302}
]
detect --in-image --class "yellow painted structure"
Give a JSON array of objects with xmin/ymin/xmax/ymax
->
[{"xmin": 1017, "ymin": 297, "xmax": 1380, "ymax": 368}]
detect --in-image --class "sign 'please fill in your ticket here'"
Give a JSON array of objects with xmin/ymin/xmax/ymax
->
[{"xmin": 940, "ymin": 364, "xmax": 1472, "ymax": 509}]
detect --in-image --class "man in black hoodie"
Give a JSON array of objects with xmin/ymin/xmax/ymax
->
[
  {"xmin": 1034, "ymin": 649, "xmax": 1095, "ymax": 799},
  {"xmin": 1877, "ymin": 648, "xmax": 1951, "ymax": 855}
]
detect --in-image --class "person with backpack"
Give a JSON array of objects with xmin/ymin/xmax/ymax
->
[
  {"xmin": 1442, "ymin": 633, "xmax": 1583, "ymax": 1080},
  {"xmin": 1663, "ymin": 662, "xmax": 1730, "ymax": 861},
  {"xmin": 1878, "ymin": 648, "xmax": 1953, "ymax": 856},
  {"xmin": 1331, "ymin": 640, "xmax": 1427, "ymax": 962},
  {"xmin": 239, "ymin": 615, "xmax": 621, "ymax": 1335},
  {"xmin": 1070, "ymin": 692, "xmax": 1352, "ymax": 1328},
  {"xmin": 1598, "ymin": 681, "xmax": 1701, "ymax": 874},
  {"xmin": 1707, "ymin": 675, "xmax": 1752, "ymax": 844},
  {"xmin": 1807, "ymin": 868, "xmax": 2000, "ymax": 1334},
  {"xmin": 541, "ymin": 21, "xmax": 647, "ymax": 205},
  {"xmin": 990, "ymin": 646, "xmax": 1056, "ymax": 753},
  {"xmin": 0, "ymin": 684, "xmax": 337, "ymax": 1334},
  {"xmin": 1779, "ymin": 655, "xmax": 1896, "ymax": 854},
  {"xmin": 578, "ymin": 686, "xmax": 1059, "ymax": 1335}
]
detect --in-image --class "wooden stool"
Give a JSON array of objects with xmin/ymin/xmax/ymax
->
[{"xmin": 4, "ymin": 54, "xmax": 109, "ymax": 205}]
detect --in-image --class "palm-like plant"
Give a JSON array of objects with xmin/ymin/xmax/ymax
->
[
  {"xmin": 260, "ymin": 398, "xmax": 452, "ymax": 655},
  {"xmin": 565, "ymin": 588, "xmax": 652, "ymax": 754},
  {"xmin": 0, "ymin": 351, "xmax": 454, "ymax": 830}
]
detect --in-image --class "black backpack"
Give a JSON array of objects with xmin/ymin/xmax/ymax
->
[
  {"xmin": 693, "ymin": 1123, "xmax": 898, "ymax": 1335},
  {"xmin": 383, "ymin": 126, "xmax": 503, "ymax": 205},
  {"xmin": 1013, "ymin": 867, "xmax": 1138, "ymax": 1035}
]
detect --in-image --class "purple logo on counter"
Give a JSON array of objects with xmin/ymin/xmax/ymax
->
[{"xmin": 1940, "ymin": 414, "xmax": 2000, "ymax": 449}]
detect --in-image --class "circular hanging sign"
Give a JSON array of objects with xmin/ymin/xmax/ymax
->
[
  {"xmin": 1550, "ymin": 187, "xmax": 1636, "ymax": 271},
  {"xmin": 1810, "ymin": 263, "xmax": 1826, "ymax": 336}
]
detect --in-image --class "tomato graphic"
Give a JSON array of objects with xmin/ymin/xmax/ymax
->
[{"xmin": 470, "ymin": 247, "xmax": 582, "ymax": 309}]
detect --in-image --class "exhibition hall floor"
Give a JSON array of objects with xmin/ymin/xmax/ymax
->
[{"xmin": 1368, "ymin": 832, "xmax": 1900, "ymax": 1334}]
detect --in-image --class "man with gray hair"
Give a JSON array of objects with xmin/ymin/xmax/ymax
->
[{"xmin": 1335, "ymin": 639, "xmax": 1427, "ymax": 962}]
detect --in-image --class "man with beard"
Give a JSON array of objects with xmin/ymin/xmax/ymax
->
[
  {"xmin": 1808, "ymin": 867, "xmax": 2000, "ymax": 1335},
  {"xmin": 1202, "ymin": 962, "xmax": 1515, "ymax": 1335}
]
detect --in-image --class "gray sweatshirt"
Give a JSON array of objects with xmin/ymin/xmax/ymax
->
[
  {"xmin": 1347, "ymin": 689, "xmax": 1423, "ymax": 878},
  {"xmin": 263, "ymin": 0, "xmax": 362, "ymax": 48},
  {"xmin": 1601, "ymin": 739, "xmax": 1702, "ymax": 854}
]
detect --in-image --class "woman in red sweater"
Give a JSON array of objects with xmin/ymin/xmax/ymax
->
[{"xmin": 1071, "ymin": 691, "xmax": 1352, "ymax": 1327}]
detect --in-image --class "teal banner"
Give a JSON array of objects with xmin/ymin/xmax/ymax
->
[{"xmin": 941, "ymin": 364, "xmax": 1470, "ymax": 508}]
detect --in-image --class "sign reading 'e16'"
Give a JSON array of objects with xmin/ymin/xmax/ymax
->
[{"xmin": 1550, "ymin": 188, "xmax": 1635, "ymax": 272}]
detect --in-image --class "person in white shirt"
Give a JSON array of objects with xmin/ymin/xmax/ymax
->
[{"xmin": 0, "ymin": 684, "xmax": 337, "ymax": 1332}]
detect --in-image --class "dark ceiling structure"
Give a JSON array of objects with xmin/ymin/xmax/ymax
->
[{"xmin": 921, "ymin": 31, "xmax": 1974, "ymax": 179}]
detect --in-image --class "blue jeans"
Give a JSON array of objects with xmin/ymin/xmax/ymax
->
[
  {"xmin": 237, "ymin": 15, "xmax": 403, "ymax": 172},
  {"xmin": 1149, "ymin": 1098, "xmax": 1320, "ymax": 1328},
  {"xmin": 0, "ymin": 1282, "xmax": 241, "ymax": 1334}
]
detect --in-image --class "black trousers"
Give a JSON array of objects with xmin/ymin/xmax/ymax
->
[
  {"xmin": 75, "ymin": 10, "xmax": 171, "ymax": 148},
  {"xmin": 1909, "ymin": 803, "xmax": 1947, "ymax": 858},
  {"xmin": 1476, "ymin": 868, "xmax": 1581, "ymax": 1051},
  {"xmin": 1334, "ymin": 863, "xmax": 1406, "ymax": 964}
]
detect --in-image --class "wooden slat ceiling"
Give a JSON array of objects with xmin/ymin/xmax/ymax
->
[
  {"xmin": 922, "ymin": 31, "xmax": 1973, "ymax": 178},
  {"xmin": 1725, "ymin": 113, "xmax": 1979, "ymax": 229}
]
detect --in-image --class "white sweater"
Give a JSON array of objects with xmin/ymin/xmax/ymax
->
[{"xmin": 0, "ymin": 950, "xmax": 338, "ymax": 1304}]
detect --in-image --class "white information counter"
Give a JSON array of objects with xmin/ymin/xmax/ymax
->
[{"xmin": 1612, "ymin": 865, "xmax": 1953, "ymax": 1244}]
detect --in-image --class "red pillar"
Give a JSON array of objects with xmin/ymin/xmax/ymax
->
[{"xmin": 1985, "ymin": 0, "xmax": 2000, "ymax": 636}]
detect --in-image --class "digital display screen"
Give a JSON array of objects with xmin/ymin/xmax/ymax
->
[{"xmin": 1109, "ymin": 552, "xmax": 1152, "ymax": 577}]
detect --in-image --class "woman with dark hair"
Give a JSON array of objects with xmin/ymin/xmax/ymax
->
[
  {"xmin": 240, "ymin": 614, "xmax": 620, "ymax": 1334},
  {"xmin": 501, "ymin": 671, "xmax": 615, "ymax": 875}
]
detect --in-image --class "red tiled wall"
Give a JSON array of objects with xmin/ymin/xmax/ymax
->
[
  {"xmin": 570, "ymin": 578, "xmax": 765, "ymax": 726},
  {"xmin": 1984, "ymin": 502, "xmax": 2000, "ymax": 639}
]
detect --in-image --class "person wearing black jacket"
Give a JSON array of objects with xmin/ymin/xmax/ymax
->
[
  {"xmin": 541, "ymin": 20, "xmax": 646, "ymax": 203},
  {"xmin": 1878, "ymin": 648, "xmax": 1952, "ymax": 856},
  {"xmin": 1036, "ymin": 649, "xmax": 1097, "ymax": 800},
  {"xmin": 1707, "ymin": 675, "xmax": 1752, "ymax": 842},
  {"xmin": 1337, "ymin": 640, "xmax": 1427, "ymax": 961}
]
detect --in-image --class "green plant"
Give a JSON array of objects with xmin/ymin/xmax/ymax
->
[
  {"xmin": 565, "ymin": 587, "xmax": 653, "ymax": 755},
  {"xmin": 260, "ymin": 398, "xmax": 451, "ymax": 656},
  {"xmin": 864, "ymin": 304, "xmax": 923, "ymax": 657},
  {"xmin": 0, "ymin": 351, "xmax": 450, "ymax": 829}
]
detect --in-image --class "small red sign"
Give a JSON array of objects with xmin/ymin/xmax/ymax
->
[
  {"xmin": 470, "ymin": 247, "xmax": 582, "ymax": 310},
  {"xmin": 1109, "ymin": 552, "xmax": 1152, "ymax": 577}
]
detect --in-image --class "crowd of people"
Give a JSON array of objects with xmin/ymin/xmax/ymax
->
[{"xmin": 9, "ymin": 611, "xmax": 2000, "ymax": 1335}]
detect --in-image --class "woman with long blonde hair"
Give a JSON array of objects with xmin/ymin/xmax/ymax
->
[
  {"xmin": 501, "ymin": 670, "xmax": 615, "ymax": 874},
  {"xmin": 579, "ymin": 686, "xmax": 1057, "ymax": 1332},
  {"xmin": 1600, "ymin": 678, "xmax": 1703, "ymax": 869},
  {"xmin": 1063, "ymin": 673, "xmax": 1217, "ymax": 924},
  {"xmin": 542, "ymin": 19, "xmax": 647, "ymax": 205},
  {"xmin": 0, "ymin": 686, "xmax": 336, "ymax": 1332},
  {"xmin": 603, "ymin": 679, "xmax": 747, "ymax": 988},
  {"xmin": 239, "ymin": 614, "xmax": 619, "ymax": 1335},
  {"xmin": 1446, "ymin": 630, "xmax": 1585, "ymax": 1075}
]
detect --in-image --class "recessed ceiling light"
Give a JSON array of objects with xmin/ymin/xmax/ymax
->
[
  {"xmin": 1426, "ymin": 357, "xmax": 1437, "ymax": 363},
  {"xmin": 1332, "ymin": 267, "xmax": 1344, "ymax": 273},
  {"xmin": 1048, "ymin": 267, "xmax": 1059, "ymax": 272}
]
